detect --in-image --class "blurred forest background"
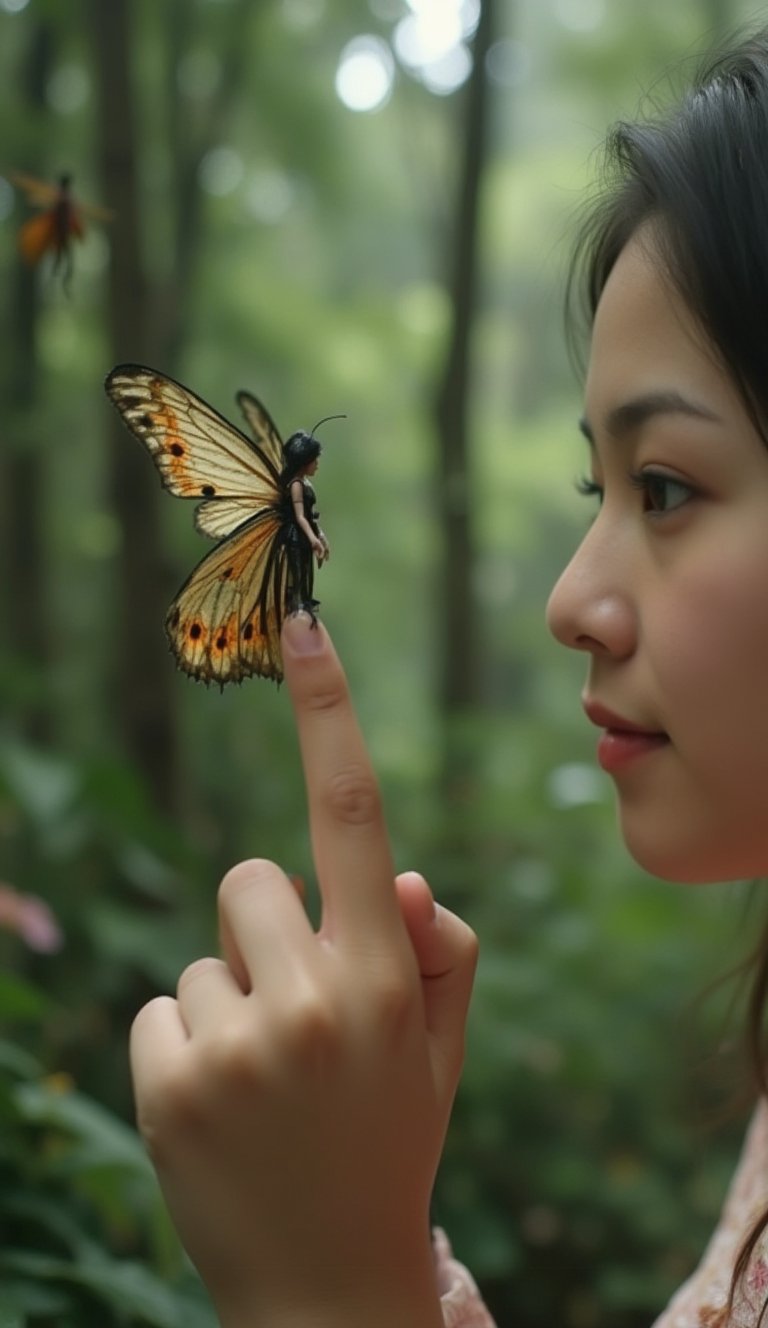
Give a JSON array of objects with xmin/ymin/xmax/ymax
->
[{"xmin": 0, "ymin": 0, "xmax": 765, "ymax": 1324}]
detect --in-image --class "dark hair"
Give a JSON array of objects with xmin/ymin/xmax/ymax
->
[
  {"xmin": 281, "ymin": 431, "xmax": 321, "ymax": 482},
  {"xmin": 565, "ymin": 27, "xmax": 768, "ymax": 1319},
  {"xmin": 567, "ymin": 28, "xmax": 768, "ymax": 441}
]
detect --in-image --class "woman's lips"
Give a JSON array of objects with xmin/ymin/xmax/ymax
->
[
  {"xmin": 595, "ymin": 729, "xmax": 670, "ymax": 772},
  {"xmin": 583, "ymin": 700, "xmax": 670, "ymax": 773}
]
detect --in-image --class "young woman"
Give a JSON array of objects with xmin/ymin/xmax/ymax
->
[{"xmin": 129, "ymin": 27, "xmax": 768, "ymax": 1328}]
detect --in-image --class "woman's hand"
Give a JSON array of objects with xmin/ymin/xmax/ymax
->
[{"xmin": 129, "ymin": 613, "xmax": 478, "ymax": 1328}]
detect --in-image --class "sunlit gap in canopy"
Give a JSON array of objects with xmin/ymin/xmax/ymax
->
[
  {"xmin": 335, "ymin": 35, "xmax": 394, "ymax": 112},
  {"xmin": 394, "ymin": 0, "xmax": 478, "ymax": 94},
  {"xmin": 334, "ymin": 0, "xmax": 480, "ymax": 110},
  {"xmin": 46, "ymin": 64, "xmax": 90, "ymax": 115}
]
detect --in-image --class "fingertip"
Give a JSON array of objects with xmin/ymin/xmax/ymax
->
[
  {"xmin": 396, "ymin": 870, "xmax": 430, "ymax": 890},
  {"xmin": 396, "ymin": 869, "xmax": 433, "ymax": 895},
  {"xmin": 395, "ymin": 870, "xmax": 437, "ymax": 925},
  {"xmin": 129, "ymin": 994, "xmax": 186, "ymax": 1084},
  {"xmin": 280, "ymin": 614, "xmax": 350, "ymax": 716},
  {"xmin": 281, "ymin": 612, "xmax": 326, "ymax": 659},
  {"xmin": 219, "ymin": 857, "xmax": 276, "ymax": 903}
]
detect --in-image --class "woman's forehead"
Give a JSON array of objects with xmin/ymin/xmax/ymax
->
[{"xmin": 585, "ymin": 236, "xmax": 736, "ymax": 423}]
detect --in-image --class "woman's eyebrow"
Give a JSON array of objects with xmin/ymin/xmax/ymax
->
[{"xmin": 579, "ymin": 389, "xmax": 722, "ymax": 446}]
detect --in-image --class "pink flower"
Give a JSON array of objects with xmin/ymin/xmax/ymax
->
[{"xmin": 0, "ymin": 883, "xmax": 63, "ymax": 953}]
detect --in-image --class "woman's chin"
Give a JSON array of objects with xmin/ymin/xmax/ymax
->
[{"xmin": 619, "ymin": 821, "xmax": 754, "ymax": 886}]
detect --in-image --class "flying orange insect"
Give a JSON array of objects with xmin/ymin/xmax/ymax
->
[{"xmin": 9, "ymin": 171, "xmax": 112, "ymax": 291}]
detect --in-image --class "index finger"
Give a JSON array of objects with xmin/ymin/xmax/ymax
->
[{"xmin": 281, "ymin": 613, "xmax": 406, "ymax": 948}]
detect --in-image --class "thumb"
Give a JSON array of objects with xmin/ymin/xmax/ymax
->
[{"xmin": 394, "ymin": 871, "xmax": 478, "ymax": 1092}]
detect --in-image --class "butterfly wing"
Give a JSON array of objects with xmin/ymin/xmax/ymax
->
[
  {"xmin": 165, "ymin": 509, "xmax": 289, "ymax": 685},
  {"xmin": 9, "ymin": 171, "xmax": 59, "ymax": 207},
  {"xmin": 78, "ymin": 200, "xmax": 114, "ymax": 224},
  {"xmin": 10, "ymin": 172, "xmax": 112, "ymax": 221},
  {"xmin": 18, "ymin": 210, "xmax": 58, "ymax": 264},
  {"xmin": 194, "ymin": 497, "xmax": 268, "ymax": 540},
  {"xmin": 237, "ymin": 391, "xmax": 285, "ymax": 474},
  {"xmin": 105, "ymin": 365, "xmax": 283, "ymax": 508}
]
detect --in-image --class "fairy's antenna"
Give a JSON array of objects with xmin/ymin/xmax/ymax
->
[{"xmin": 310, "ymin": 413, "xmax": 346, "ymax": 437}]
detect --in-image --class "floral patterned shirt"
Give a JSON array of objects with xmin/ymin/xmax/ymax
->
[{"xmin": 434, "ymin": 1101, "xmax": 768, "ymax": 1327}]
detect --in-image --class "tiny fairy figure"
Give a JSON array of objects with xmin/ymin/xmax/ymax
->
[
  {"xmin": 10, "ymin": 171, "xmax": 112, "ymax": 291},
  {"xmin": 105, "ymin": 364, "xmax": 339, "ymax": 685},
  {"xmin": 282, "ymin": 433, "xmax": 330, "ymax": 617}
]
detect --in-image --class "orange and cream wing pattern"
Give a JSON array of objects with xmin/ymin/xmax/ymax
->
[
  {"xmin": 9, "ymin": 171, "xmax": 60, "ymax": 207},
  {"xmin": 194, "ymin": 497, "xmax": 266, "ymax": 541},
  {"xmin": 104, "ymin": 365, "xmax": 282, "ymax": 508},
  {"xmin": 165, "ymin": 510, "xmax": 289, "ymax": 685},
  {"xmin": 103, "ymin": 363, "xmax": 310, "ymax": 686},
  {"xmin": 17, "ymin": 210, "xmax": 60, "ymax": 264},
  {"xmin": 9, "ymin": 171, "xmax": 113, "ymax": 221},
  {"xmin": 237, "ymin": 390, "xmax": 285, "ymax": 474}
]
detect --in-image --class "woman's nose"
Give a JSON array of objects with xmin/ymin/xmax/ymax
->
[{"xmin": 546, "ymin": 521, "xmax": 636, "ymax": 660}]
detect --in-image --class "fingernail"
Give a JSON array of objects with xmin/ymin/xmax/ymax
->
[{"xmin": 283, "ymin": 611, "xmax": 324, "ymax": 655}]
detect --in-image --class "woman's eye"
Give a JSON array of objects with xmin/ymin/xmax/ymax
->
[
  {"xmin": 574, "ymin": 475, "xmax": 603, "ymax": 504},
  {"xmin": 630, "ymin": 470, "xmax": 693, "ymax": 514}
]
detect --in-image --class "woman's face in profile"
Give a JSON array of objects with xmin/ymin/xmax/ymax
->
[{"xmin": 547, "ymin": 229, "xmax": 768, "ymax": 884}]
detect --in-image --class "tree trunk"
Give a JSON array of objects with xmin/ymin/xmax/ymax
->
[
  {"xmin": 434, "ymin": 0, "xmax": 494, "ymax": 717},
  {"xmin": 88, "ymin": 0, "xmax": 178, "ymax": 812},
  {"xmin": 158, "ymin": 0, "xmax": 251, "ymax": 372},
  {"xmin": 2, "ymin": 19, "xmax": 55, "ymax": 745},
  {"xmin": 433, "ymin": 0, "xmax": 495, "ymax": 874}
]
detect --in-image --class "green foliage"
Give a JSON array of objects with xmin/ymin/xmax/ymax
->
[
  {"xmin": 0, "ymin": 983, "xmax": 214, "ymax": 1326},
  {"xmin": 0, "ymin": 1, "xmax": 765, "ymax": 1325},
  {"xmin": 0, "ymin": 738, "xmax": 216, "ymax": 1324}
]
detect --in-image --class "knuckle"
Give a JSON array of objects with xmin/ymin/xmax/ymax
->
[
  {"xmin": 275, "ymin": 991, "xmax": 341, "ymax": 1067},
  {"xmin": 206, "ymin": 1024, "xmax": 265, "ymax": 1088},
  {"xmin": 323, "ymin": 764, "xmax": 382, "ymax": 827},
  {"xmin": 219, "ymin": 857, "xmax": 280, "ymax": 900},
  {"xmin": 177, "ymin": 956, "xmax": 220, "ymax": 996},
  {"xmin": 369, "ymin": 972, "xmax": 414, "ymax": 1041}
]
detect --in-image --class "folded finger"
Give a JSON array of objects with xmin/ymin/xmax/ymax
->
[
  {"xmin": 176, "ymin": 956, "xmax": 243, "ymax": 1034},
  {"xmin": 395, "ymin": 871, "xmax": 478, "ymax": 1058},
  {"xmin": 217, "ymin": 858, "xmax": 316, "ymax": 989},
  {"xmin": 130, "ymin": 995, "xmax": 187, "ymax": 1102}
]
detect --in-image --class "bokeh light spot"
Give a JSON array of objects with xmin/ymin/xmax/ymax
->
[
  {"xmin": 199, "ymin": 146, "xmax": 245, "ymax": 196},
  {"xmin": 335, "ymin": 36, "xmax": 394, "ymax": 112}
]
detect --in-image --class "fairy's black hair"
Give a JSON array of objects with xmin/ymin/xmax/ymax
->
[{"xmin": 281, "ymin": 431, "xmax": 321, "ymax": 482}]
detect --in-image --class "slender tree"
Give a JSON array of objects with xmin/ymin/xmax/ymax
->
[
  {"xmin": 2, "ymin": 16, "xmax": 56, "ymax": 744},
  {"xmin": 88, "ymin": 0, "xmax": 254, "ymax": 813},
  {"xmin": 88, "ymin": 0, "xmax": 177, "ymax": 811},
  {"xmin": 158, "ymin": 0, "xmax": 252, "ymax": 372},
  {"xmin": 433, "ymin": 0, "xmax": 495, "ymax": 855},
  {"xmin": 434, "ymin": 0, "xmax": 495, "ymax": 717}
]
